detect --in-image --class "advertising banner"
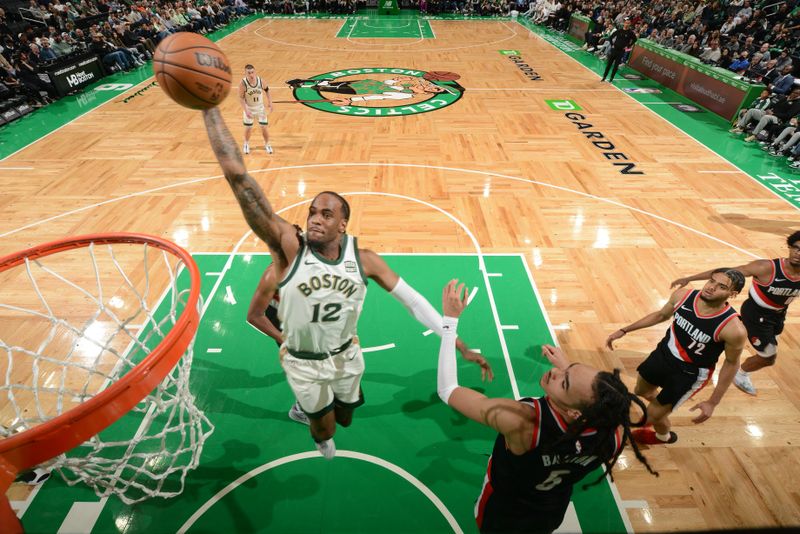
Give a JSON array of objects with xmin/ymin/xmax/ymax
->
[{"xmin": 46, "ymin": 55, "xmax": 104, "ymax": 97}]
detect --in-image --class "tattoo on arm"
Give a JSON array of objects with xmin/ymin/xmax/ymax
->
[{"xmin": 203, "ymin": 108, "xmax": 283, "ymax": 253}]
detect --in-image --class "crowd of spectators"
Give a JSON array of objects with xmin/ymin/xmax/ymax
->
[
  {"xmin": 521, "ymin": 0, "xmax": 799, "ymax": 168},
  {"xmin": 3, "ymin": 0, "xmax": 800, "ymax": 169},
  {"xmin": 259, "ymin": 0, "xmax": 365, "ymax": 15},
  {"xmin": 0, "ymin": 0, "xmax": 252, "ymax": 113}
]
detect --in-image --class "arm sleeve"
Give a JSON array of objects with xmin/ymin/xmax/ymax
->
[
  {"xmin": 389, "ymin": 277, "xmax": 445, "ymax": 337},
  {"xmin": 438, "ymin": 316, "xmax": 460, "ymax": 404}
]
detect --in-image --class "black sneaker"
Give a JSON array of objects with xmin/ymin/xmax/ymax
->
[{"xmin": 16, "ymin": 468, "xmax": 51, "ymax": 485}]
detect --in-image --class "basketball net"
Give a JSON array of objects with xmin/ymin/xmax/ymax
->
[{"xmin": 0, "ymin": 234, "xmax": 213, "ymax": 517}]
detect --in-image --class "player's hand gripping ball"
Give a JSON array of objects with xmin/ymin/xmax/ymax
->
[{"xmin": 153, "ymin": 32, "xmax": 232, "ymax": 109}]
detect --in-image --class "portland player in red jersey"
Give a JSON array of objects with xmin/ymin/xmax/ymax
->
[
  {"xmin": 438, "ymin": 280, "xmax": 656, "ymax": 534},
  {"xmin": 671, "ymin": 231, "xmax": 800, "ymax": 396},
  {"xmin": 606, "ymin": 269, "xmax": 747, "ymax": 445}
]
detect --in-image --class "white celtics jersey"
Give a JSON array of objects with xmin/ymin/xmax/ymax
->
[
  {"xmin": 242, "ymin": 76, "xmax": 266, "ymax": 107},
  {"xmin": 277, "ymin": 234, "xmax": 368, "ymax": 353}
]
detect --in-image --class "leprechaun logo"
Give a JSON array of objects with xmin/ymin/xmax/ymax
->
[{"xmin": 284, "ymin": 68, "xmax": 465, "ymax": 116}]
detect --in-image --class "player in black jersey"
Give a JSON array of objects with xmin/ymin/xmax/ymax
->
[
  {"xmin": 438, "ymin": 280, "xmax": 656, "ymax": 534},
  {"xmin": 607, "ymin": 269, "xmax": 747, "ymax": 445},
  {"xmin": 671, "ymin": 231, "xmax": 800, "ymax": 396}
]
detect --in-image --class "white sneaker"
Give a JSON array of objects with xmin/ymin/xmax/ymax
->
[
  {"xmin": 734, "ymin": 370, "xmax": 756, "ymax": 396},
  {"xmin": 315, "ymin": 438, "xmax": 336, "ymax": 460},
  {"xmin": 288, "ymin": 402, "xmax": 309, "ymax": 425},
  {"xmin": 242, "ymin": 142, "xmax": 250, "ymax": 154},
  {"xmin": 265, "ymin": 143, "xmax": 273, "ymax": 154}
]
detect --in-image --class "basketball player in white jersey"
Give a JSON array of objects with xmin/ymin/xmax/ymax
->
[
  {"xmin": 202, "ymin": 107, "xmax": 492, "ymax": 459},
  {"xmin": 239, "ymin": 64, "xmax": 273, "ymax": 155}
]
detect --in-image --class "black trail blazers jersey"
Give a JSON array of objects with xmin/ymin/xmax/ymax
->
[
  {"xmin": 659, "ymin": 289, "xmax": 739, "ymax": 369},
  {"xmin": 749, "ymin": 258, "xmax": 800, "ymax": 312},
  {"xmin": 475, "ymin": 397, "xmax": 622, "ymax": 531}
]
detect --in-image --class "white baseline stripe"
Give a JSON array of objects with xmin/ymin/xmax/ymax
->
[
  {"xmin": 10, "ymin": 482, "xmax": 43, "ymax": 518},
  {"xmin": 621, "ymin": 500, "xmax": 649, "ymax": 509},
  {"xmin": 553, "ymin": 502, "xmax": 581, "ymax": 533},
  {"xmin": 177, "ymin": 451, "xmax": 463, "ymax": 534},
  {"xmin": 57, "ymin": 501, "xmax": 105, "ymax": 534}
]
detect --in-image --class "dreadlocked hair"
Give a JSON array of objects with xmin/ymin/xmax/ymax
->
[{"xmin": 552, "ymin": 368, "xmax": 658, "ymax": 489}]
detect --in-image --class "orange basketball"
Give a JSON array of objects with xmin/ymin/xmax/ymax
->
[{"xmin": 153, "ymin": 32, "xmax": 232, "ymax": 110}]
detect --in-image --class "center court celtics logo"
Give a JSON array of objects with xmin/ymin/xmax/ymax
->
[{"xmin": 285, "ymin": 68, "xmax": 465, "ymax": 117}]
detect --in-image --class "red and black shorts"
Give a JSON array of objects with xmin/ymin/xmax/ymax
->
[
  {"xmin": 637, "ymin": 343, "xmax": 712, "ymax": 409},
  {"xmin": 740, "ymin": 297, "xmax": 785, "ymax": 356}
]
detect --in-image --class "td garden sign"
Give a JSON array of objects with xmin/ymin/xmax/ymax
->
[{"xmin": 286, "ymin": 67, "xmax": 465, "ymax": 116}]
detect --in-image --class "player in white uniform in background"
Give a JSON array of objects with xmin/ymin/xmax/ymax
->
[
  {"xmin": 202, "ymin": 107, "xmax": 492, "ymax": 459},
  {"xmin": 240, "ymin": 64, "xmax": 273, "ymax": 155}
]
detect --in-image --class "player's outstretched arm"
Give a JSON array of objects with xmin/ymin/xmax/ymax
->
[
  {"xmin": 671, "ymin": 259, "xmax": 772, "ymax": 289},
  {"xmin": 360, "ymin": 249, "xmax": 493, "ymax": 380},
  {"xmin": 690, "ymin": 318, "xmax": 745, "ymax": 424},
  {"xmin": 606, "ymin": 287, "xmax": 688, "ymax": 350},
  {"xmin": 438, "ymin": 280, "xmax": 529, "ymax": 449},
  {"xmin": 202, "ymin": 108, "xmax": 297, "ymax": 264}
]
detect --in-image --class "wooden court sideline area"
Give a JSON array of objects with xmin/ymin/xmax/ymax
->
[{"xmin": 2, "ymin": 15, "xmax": 800, "ymax": 532}]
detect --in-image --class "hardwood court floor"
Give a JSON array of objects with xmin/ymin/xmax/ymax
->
[{"xmin": 2, "ymin": 15, "xmax": 800, "ymax": 532}]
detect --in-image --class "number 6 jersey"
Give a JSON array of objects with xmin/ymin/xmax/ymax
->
[
  {"xmin": 476, "ymin": 396, "xmax": 622, "ymax": 530},
  {"xmin": 277, "ymin": 234, "xmax": 368, "ymax": 353}
]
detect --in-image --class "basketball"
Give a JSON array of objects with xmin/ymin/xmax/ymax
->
[
  {"xmin": 153, "ymin": 32, "xmax": 233, "ymax": 110},
  {"xmin": 423, "ymin": 71, "xmax": 461, "ymax": 82}
]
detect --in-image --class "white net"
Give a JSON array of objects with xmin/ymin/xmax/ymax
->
[{"xmin": 0, "ymin": 239, "xmax": 214, "ymax": 503}]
